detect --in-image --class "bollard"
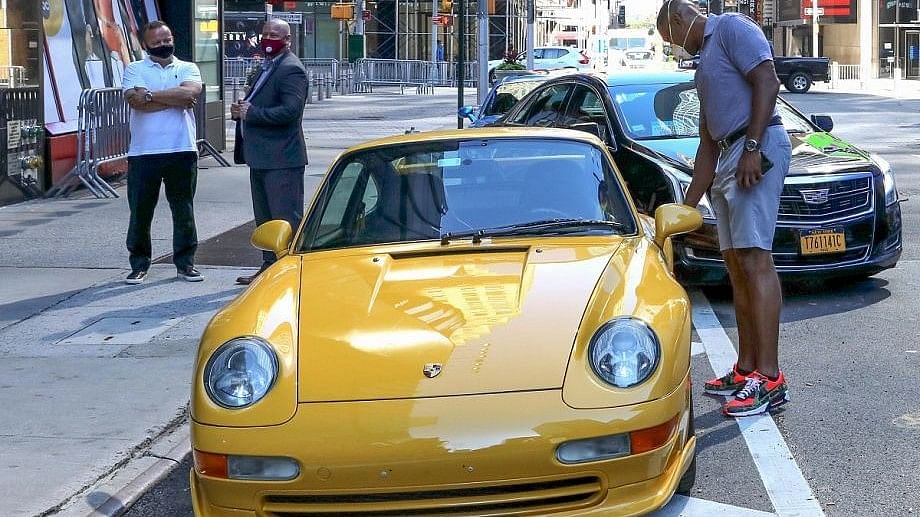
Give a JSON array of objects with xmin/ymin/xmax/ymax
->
[
  {"xmin": 306, "ymin": 70, "xmax": 314, "ymax": 104},
  {"xmin": 325, "ymin": 73, "xmax": 333, "ymax": 98},
  {"xmin": 316, "ymin": 74, "xmax": 324, "ymax": 101}
]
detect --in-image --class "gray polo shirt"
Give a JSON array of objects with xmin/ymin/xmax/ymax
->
[{"xmin": 695, "ymin": 13, "xmax": 777, "ymax": 141}]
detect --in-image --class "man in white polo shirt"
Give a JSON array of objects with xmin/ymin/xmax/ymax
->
[{"xmin": 121, "ymin": 21, "xmax": 203, "ymax": 285}]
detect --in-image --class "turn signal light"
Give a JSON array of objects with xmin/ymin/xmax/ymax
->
[
  {"xmin": 193, "ymin": 449, "xmax": 229, "ymax": 479},
  {"xmin": 630, "ymin": 416, "xmax": 678, "ymax": 455}
]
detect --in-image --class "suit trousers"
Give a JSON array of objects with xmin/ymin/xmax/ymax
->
[
  {"xmin": 250, "ymin": 166, "xmax": 305, "ymax": 269},
  {"xmin": 126, "ymin": 151, "xmax": 199, "ymax": 272}
]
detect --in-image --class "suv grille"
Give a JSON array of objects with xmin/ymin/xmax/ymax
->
[
  {"xmin": 261, "ymin": 476, "xmax": 604, "ymax": 516},
  {"xmin": 778, "ymin": 174, "xmax": 873, "ymax": 222}
]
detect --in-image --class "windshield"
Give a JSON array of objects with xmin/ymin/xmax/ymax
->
[
  {"xmin": 484, "ymin": 80, "xmax": 544, "ymax": 116},
  {"xmin": 610, "ymin": 37, "xmax": 648, "ymax": 50},
  {"xmin": 299, "ymin": 138, "xmax": 637, "ymax": 251},
  {"xmin": 609, "ymin": 83, "xmax": 816, "ymax": 140}
]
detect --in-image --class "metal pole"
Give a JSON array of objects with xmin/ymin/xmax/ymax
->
[
  {"xmin": 526, "ymin": 0, "xmax": 534, "ymax": 69},
  {"xmin": 859, "ymin": 0, "xmax": 871, "ymax": 86},
  {"xmin": 432, "ymin": 0, "xmax": 439, "ymax": 62},
  {"xmin": 811, "ymin": 0, "xmax": 819, "ymax": 58},
  {"xmin": 356, "ymin": 0, "xmax": 366, "ymax": 59},
  {"xmin": 478, "ymin": 0, "xmax": 489, "ymax": 104},
  {"xmin": 458, "ymin": 0, "xmax": 466, "ymax": 128}
]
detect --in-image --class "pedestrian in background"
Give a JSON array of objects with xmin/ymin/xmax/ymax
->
[
  {"xmin": 121, "ymin": 20, "xmax": 203, "ymax": 285},
  {"xmin": 657, "ymin": 0, "xmax": 792, "ymax": 416},
  {"xmin": 436, "ymin": 40, "xmax": 445, "ymax": 62},
  {"xmin": 231, "ymin": 18, "xmax": 308, "ymax": 285}
]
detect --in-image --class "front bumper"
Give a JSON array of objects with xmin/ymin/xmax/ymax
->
[
  {"xmin": 191, "ymin": 374, "xmax": 694, "ymax": 517},
  {"xmin": 674, "ymin": 201, "xmax": 903, "ymax": 285}
]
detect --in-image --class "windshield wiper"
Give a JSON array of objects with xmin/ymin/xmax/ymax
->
[{"xmin": 440, "ymin": 218, "xmax": 628, "ymax": 244}]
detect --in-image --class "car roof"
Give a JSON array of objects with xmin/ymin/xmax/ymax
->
[
  {"xmin": 604, "ymin": 70, "xmax": 696, "ymax": 87},
  {"xmin": 345, "ymin": 127, "xmax": 605, "ymax": 153},
  {"xmin": 495, "ymin": 74, "xmax": 551, "ymax": 86}
]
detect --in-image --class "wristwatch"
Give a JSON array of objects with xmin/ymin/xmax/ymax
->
[
  {"xmin": 743, "ymin": 138, "xmax": 761, "ymax": 153},
  {"xmin": 144, "ymin": 91, "xmax": 153, "ymax": 103}
]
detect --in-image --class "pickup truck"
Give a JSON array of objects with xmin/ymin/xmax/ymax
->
[{"xmin": 678, "ymin": 54, "xmax": 830, "ymax": 93}]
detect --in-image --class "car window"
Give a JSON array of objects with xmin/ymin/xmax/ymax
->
[
  {"xmin": 484, "ymin": 80, "xmax": 544, "ymax": 116},
  {"xmin": 609, "ymin": 82, "xmax": 815, "ymax": 140},
  {"xmin": 298, "ymin": 138, "xmax": 637, "ymax": 251},
  {"xmin": 543, "ymin": 49, "xmax": 563, "ymax": 59},
  {"xmin": 508, "ymin": 84, "xmax": 571, "ymax": 127},
  {"xmin": 561, "ymin": 85, "xmax": 608, "ymax": 130},
  {"xmin": 532, "ymin": 49, "xmax": 544, "ymax": 59}
]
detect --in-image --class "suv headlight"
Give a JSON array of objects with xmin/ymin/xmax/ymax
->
[
  {"xmin": 678, "ymin": 179, "xmax": 716, "ymax": 220},
  {"xmin": 204, "ymin": 337, "xmax": 278, "ymax": 409},
  {"xmin": 872, "ymin": 154, "xmax": 898, "ymax": 206},
  {"xmin": 588, "ymin": 318, "xmax": 660, "ymax": 388}
]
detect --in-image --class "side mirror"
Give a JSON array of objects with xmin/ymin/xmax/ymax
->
[
  {"xmin": 653, "ymin": 203, "xmax": 702, "ymax": 249},
  {"xmin": 458, "ymin": 105, "xmax": 478, "ymax": 122},
  {"xmin": 568, "ymin": 122, "xmax": 608, "ymax": 143},
  {"xmin": 251, "ymin": 220, "xmax": 293, "ymax": 258},
  {"xmin": 810, "ymin": 114, "xmax": 834, "ymax": 132}
]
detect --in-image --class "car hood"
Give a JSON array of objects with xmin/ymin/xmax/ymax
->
[
  {"xmin": 634, "ymin": 131, "xmax": 875, "ymax": 176},
  {"xmin": 296, "ymin": 241, "xmax": 624, "ymax": 402}
]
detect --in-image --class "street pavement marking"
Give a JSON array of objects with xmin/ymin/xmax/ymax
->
[
  {"xmin": 690, "ymin": 290, "xmax": 826, "ymax": 517},
  {"xmin": 655, "ymin": 495, "xmax": 777, "ymax": 516}
]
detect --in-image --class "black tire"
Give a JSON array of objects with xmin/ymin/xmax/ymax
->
[
  {"xmin": 676, "ymin": 396, "xmax": 696, "ymax": 495},
  {"xmin": 785, "ymin": 71, "xmax": 812, "ymax": 93}
]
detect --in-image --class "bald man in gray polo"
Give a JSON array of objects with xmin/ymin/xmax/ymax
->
[{"xmin": 658, "ymin": 1, "xmax": 792, "ymax": 418}]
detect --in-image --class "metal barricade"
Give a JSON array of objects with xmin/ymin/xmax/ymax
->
[
  {"xmin": 223, "ymin": 57, "xmax": 262, "ymax": 101},
  {"xmin": 48, "ymin": 88, "xmax": 126, "ymax": 198},
  {"xmin": 302, "ymin": 58, "xmax": 338, "ymax": 86}
]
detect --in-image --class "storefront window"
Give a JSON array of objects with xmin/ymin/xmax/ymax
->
[{"xmin": 897, "ymin": 0, "xmax": 920, "ymax": 23}]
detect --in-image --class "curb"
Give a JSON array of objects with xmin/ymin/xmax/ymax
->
[{"xmin": 86, "ymin": 430, "xmax": 191, "ymax": 517}]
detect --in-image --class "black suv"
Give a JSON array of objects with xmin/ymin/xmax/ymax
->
[{"xmin": 495, "ymin": 71, "xmax": 901, "ymax": 284}]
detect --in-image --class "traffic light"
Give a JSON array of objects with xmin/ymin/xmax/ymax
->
[
  {"xmin": 440, "ymin": 0, "xmax": 452, "ymax": 13},
  {"xmin": 617, "ymin": 5, "xmax": 626, "ymax": 26}
]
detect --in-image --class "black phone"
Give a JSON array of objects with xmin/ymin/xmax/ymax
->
[{"xmin": 760, "ymin": 152, "xmax": 773, "ymax": 173}]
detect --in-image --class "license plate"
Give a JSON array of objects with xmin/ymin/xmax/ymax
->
[{"xmin": 800, "ymin": 228, "xmax": 846, "ymax": 255}]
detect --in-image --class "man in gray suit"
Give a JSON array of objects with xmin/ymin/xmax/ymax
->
[{"xmin": 231, "ymin": 18, "xmax": 308, "ymax": 285}]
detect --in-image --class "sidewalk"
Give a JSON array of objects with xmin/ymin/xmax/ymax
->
[
  {"xmin": 0, "ymin": 87, "xmax": 475, "ymax": 517},
  {"xmin": 812, "ymin": 76, "xmax": 920, "ymax": 99}
]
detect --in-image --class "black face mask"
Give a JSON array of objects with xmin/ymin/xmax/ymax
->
[{"xmin": 147, "ymin": 45, "xmax": 174, "ymax": 59}]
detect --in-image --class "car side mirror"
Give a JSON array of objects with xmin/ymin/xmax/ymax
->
[
  {"xmin": 653, "ymin": 203, "xmax": 702, "ymax": 249},
  {"xmin": 568, "ymin": 122, "xmax": 608, "ymax": 143},
  {"xmin": 251, "ymin": 220, "xmax": 293, "ymax": 258},
  {"xmin": 810, "ymin": 114, "xmax": 834, "ymax": 132},
  {"xmin": 458, "ymin": 105, "xmax": 478, "ymax": 122}
]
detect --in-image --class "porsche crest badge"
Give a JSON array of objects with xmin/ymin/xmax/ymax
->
[{"xmin": 423, "ymin": 363, "xmax": 442, "ymax": 378}]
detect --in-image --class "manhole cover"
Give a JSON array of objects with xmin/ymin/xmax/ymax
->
[{"xmin": 58, "ymin": 317, "xmax": 183, "ymax": 345}]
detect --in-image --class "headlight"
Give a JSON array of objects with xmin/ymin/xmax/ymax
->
[
  {"xmin": 204, "ymin": 337, "xmax": 278, "ymax": 409},
  {"xmin": 588, "ymin": 318, "xmax": 660, "ymax": 388},
  {"xmin": 872, "ymin": 154, "xmax": 898, "ymax": 206},
  {"xmin": 679, "ymin": 179, "xmax": 716, "ymax": 220}
]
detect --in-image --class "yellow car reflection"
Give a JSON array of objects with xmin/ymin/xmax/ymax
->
[{"xmin": 190, "ymin": 128, "xmax": 701, "ymax": 516}]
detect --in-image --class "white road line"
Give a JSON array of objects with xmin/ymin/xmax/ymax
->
[
  {"xmin": 655, "ymin": 495, "xmax": 776, "ymax": 517},
  {"xmin": 690, "ymin": 290, "xmax": 826, "ymax": 517}
]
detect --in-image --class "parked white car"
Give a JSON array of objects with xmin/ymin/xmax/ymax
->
[{"xmin": 487, "ymin": 46, "xmax": 591, "ymax": 83}]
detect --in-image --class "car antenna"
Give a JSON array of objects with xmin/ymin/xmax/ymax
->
[
  {"xmin": 472, "ymin": 230, "xmax": 484, "ymax": 244},
  {"xmin": 440, "ymin": 232, "xmax": 451, "ymax": 245}
]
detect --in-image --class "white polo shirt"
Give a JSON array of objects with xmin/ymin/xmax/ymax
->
[{"xmin": 122, "ymin": 56, "xmax": 202, "ymax": 157}]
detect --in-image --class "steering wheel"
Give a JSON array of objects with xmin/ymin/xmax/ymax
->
[{"xmin": 528, "ymin": 208, "xmax": 570, "ymax": 219}]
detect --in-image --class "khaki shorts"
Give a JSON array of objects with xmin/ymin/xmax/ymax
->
[{"xmin": 710, "ymin": 125, "xmax": 792, "ymax": 251}]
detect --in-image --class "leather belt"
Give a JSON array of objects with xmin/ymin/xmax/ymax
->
[{"xmin": 717, "ymin": 115, "xmax": 783, "ymax": 151}]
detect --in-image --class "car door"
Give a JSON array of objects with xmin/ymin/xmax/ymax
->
[{"xmin": 503, "ymin": 83, "xmax": 574, "ymax": 128}]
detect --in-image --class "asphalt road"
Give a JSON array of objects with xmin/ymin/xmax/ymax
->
[{"xmin": 124, "ymin": 90, "xmax": 920, "ymax": 517}]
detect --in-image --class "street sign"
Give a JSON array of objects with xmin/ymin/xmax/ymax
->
[
  {"xmin": 363, "ymin": 9, "xmax": 371, "ymax": 21},
  {"xmin": 434, "ymin": 14, "xmax": 453, "ymax": 25},
  {"xmin": 804, "ymin": 7, "xmax": 824, "ymax": 15},
  {"xmin": 272, "ymin": 12, "xmax": 303, "ymax": 24}
]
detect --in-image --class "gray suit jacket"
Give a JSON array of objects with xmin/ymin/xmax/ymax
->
[{"xmin": 234, "ymin": 51, "xmax": 308, "ymax": 169}]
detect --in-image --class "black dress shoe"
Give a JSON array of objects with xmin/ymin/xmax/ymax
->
[
  {"xmin": 177, "ymin": 266, "xmax": 204, "ymax": 282},
  {"xmin": 236, "ymin": 273, "xmax": 259, "ymax": 285}
]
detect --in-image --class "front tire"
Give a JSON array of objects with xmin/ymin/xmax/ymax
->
[{"xmin": 785, "ymin": 71, "xmax": 812, "ymax": 93}]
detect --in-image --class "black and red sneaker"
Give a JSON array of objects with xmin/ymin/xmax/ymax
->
[
  {"xmin": 723, "ymin": 372, "xmax": 790, "ymax": 417},
  {"xmin": 703, "ymin": 364, "xmax": 753, "ymax": 396}
]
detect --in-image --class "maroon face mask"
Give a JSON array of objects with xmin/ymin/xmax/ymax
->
[{"xmin": 260, "ymin": 37, "xmax": 285, "ymax": 56}]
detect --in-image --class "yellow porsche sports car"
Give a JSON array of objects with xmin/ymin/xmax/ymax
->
[{"xmin": 190, "ymin": 127, "xmax": 702, "ymax": 516}]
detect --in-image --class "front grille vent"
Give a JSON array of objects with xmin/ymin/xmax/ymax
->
[
  {"xmin": 262, "ymin": 475, "xmax": 604, "ymax": 516},
  {"xmin": 778, "ymin": 174, "xmax": 873, "ymax": 222}
]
